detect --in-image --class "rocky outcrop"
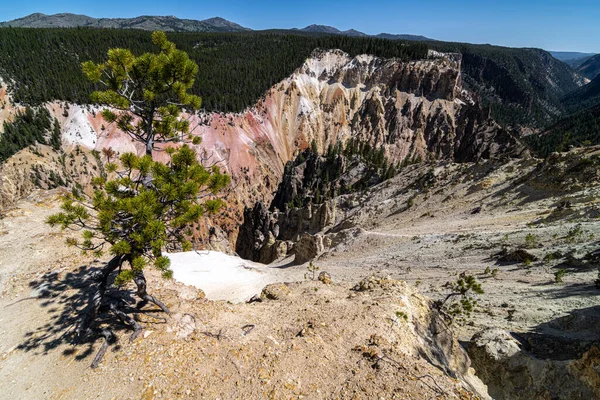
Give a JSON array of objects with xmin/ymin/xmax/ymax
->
[
  {"xmin": 235, "ymin": 200, "xmax": 337, "ymax": 263},
  {"xmin": 468, "ymin": 328, "xmax": 600, "ymax": 400},
  {"xmin": 2, "ymin": 50, "xmax": 524, "ymax": 250},
  {"xmin": 293, "ymin": 233, "xmax": 325, "ymax": 264}
]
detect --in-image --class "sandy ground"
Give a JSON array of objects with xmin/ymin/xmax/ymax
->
[
  {"xmin": 0, "ymin": 192, "xmax": 482, "ymax": 400},
  {"xmin": 0, "ymin": 152, "xmax": 599, "ymax": 399},
  {"xmin": 270, "ymin": 157, "xmax": 600, "ymax": 341}
]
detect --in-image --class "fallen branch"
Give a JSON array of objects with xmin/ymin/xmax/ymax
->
[{"xmin": 201, "ymin": 329, "xmax": 225, "ymax": 340}]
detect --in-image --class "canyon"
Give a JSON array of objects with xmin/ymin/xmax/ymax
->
[
  {"xmin": 1, "ymin": 49, "xmax": 523, "ymax": 241},
  {"xmin": 1, "ymin": 46, "xmax": 600, "ymax": 400}
]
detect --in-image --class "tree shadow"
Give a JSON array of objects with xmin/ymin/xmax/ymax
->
[{"xmin": 12, "ymin": 261, "xmax": 150, "ymax": 362}]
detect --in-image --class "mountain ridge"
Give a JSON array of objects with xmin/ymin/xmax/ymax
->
[
  {"xmin": 550, "ymin": 51, "xmax": 596, "ymax": 68},
  {"xmin": 0, "ymin": 12, "xmax": 250, "ymax": 32},
  {"xmin": 0, "ymin": 13, "xmax": 431, "ymax": 40}
]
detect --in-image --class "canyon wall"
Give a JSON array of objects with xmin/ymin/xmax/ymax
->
[{"xmin": 1, "ymin": 49, "xmax": 525, "ymax": 245}]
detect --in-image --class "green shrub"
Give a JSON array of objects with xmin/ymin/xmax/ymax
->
[{"xmin": 554, "ymin": 268, "xmax": 567, "ymax": 283}]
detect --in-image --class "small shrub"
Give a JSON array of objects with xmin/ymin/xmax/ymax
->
[
  {"xmin": 565, "ymin": 226, "xmax": 584, "ymax": 244},
  {"xmin": 395, "ymin": 311, "xmax": 408, "ymax": 321},
  {"xmin": 305, "ymin": 261, "xmax": 319, "ymax": 281},
  {"xmin": 525, "ymin": 233, "xmax": 537, "ymax": 249},
  {"xmin": 554, "ymin": 268, "xmax": 567, "ymax": 283},
  {"xmin": 437, "ymin": 273, "xmax": 484, "ymax": 322}
]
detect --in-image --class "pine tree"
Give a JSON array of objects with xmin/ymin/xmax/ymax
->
[
  {"xmin": 47, "ymin": 32, "xmax": 230, "ymax": 368},
  {"xmin": 82, "ymin": 31, "xmax": 202, "ymax": 156}
]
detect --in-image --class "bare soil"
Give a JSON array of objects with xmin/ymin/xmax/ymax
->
[{"xmin": 1, "ymin": 150, "xmax": 599, "ymax": 399}]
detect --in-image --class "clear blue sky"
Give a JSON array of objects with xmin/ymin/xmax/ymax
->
[{"xmin": 2, "ymin": 0, "xmax": 599, "ymax": 52}]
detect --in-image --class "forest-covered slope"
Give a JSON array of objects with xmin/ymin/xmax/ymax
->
[
  {"xmin": 524, "ymin": 104, "xmax": 600, "ymax": 157},
  {"xmin": 576, "ymin": 54, "xmax": 600, "ymax": 80},
  {"xmin": 429, "ymin": 42, "xmax": 586, "ymax": 127},
  {"xmin": 0, "ymin": 28, "xmax": 428, "ymax": 112},
  {"xmin": 0, "ymin": 28, "xmax": 586, "ymax": 127},
  {"xmin": 561, "ymin": 73, "xmax": 600, "ymax": 114}
]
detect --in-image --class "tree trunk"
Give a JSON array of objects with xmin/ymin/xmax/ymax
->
[
  {"xmin": 76, "ymin": 255, "xmax": 125, "ymax": 341},
  {"xmin": 145, "ymin": 113, "xmax": 154, "ymax": 156},
  {"xmin": 145, "ymin": 136, "xmax": 154, "ymax": 156},
  {"xmin": 134, "ymin": 271, "xmax": 170, "ymax": 314}
]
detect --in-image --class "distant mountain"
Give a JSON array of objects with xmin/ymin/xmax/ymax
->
[
  {"xmin": 576, "ymin": 54, "xmax": 600, "ymax": 80},
  {"xmin": 1, "ymin": 13, "xmax": 432, "ymax": 40},
  {"xmin": 549, "ymin": 51, "xmax": 596, "ymax": 68},
  {"xmin": 300, "ymin": 24, "xmax": 346, "ymax": 35},
  {"xmin": 298, "ymin": 24, "xmax": 430, "ymax": 41},
  {"xmin": 550, "ymin": 51, "xmax": 596, "ymax": 62},
  {"xmin": 0, "ymin": 13, "xmax": 250, "ymax": 32}
]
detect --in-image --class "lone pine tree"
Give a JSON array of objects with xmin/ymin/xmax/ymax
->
[{"xmin": 47, "ymin": 31, "xmax": 230, "ymax": 368}]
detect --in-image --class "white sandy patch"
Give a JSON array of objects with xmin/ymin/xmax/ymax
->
[
  {"xmin": 62, "ymin": 105, "xmax": 97, "ymax": 148},
  {"xmin": 167, "ymin": 250, "xmax": 280, "ymax": 303}
]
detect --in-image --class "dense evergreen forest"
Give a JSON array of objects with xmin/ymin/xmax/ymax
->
[
  {"xmin": 0, "ymin": 107, "xmax": 60, "ymax": 162},
  {"xmin": 428, "ymin": 42, "xmax": 582, "ymax": 127},
  {"xmin": 561, "ymin": 74, "xmax": 600, "ymax": 115},
  {"xmin": 0, "ymin": 28, "xmax": 428, "ymax": 112},
  {"xmin": 523, "ymin": 104, "xmax": 600, "ymax": 157}
]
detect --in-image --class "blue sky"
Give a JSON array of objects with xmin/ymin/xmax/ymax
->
[{"xmin": 2, "ymin": 0, "xmax": 599, "ymax": 52}]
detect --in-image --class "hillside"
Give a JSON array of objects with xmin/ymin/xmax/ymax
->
[
  {"xmin": 576, "ymin": 53, "xmax": 600, "ymax": 80},
  {"xmin": 561, "ymin": 73, "xmax": 600, "ymax": 114},
  {"xmin": 0, "ymin": 28, "xmax": 585, "ymax": 128},
  {"xmin": 297, "ymin": 24, "xmax": 431, "ymax": 41},
  {"xmin": 1, "ymin": 13, "xmax": 432, "ymax": 41},
  {"xmin": 431, "ymin": 43, "xmax": 587, "ymax": 127},
  {"xmin": 549, "ymin": 51, "xmax": 595, "ymax": 67},
  {"xmin": 524, "ymin": 103, "xmax": 600, "ymax": 156},
  {"xmin": 0, "ymin": 12, "xmax": 249, "ymax": 32},
  {"xmin": 0, "ymin": 28, "xmax": 427, "ymax": 111},
  {"xmin": 2, "ymin": 147, "xmax": 599, "ymax": 399}
]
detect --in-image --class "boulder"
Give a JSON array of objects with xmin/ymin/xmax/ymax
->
[
  {"xmin": 318, "ymin": 271, "xmax": 332, "ymax": 284},
  {"xmin": 260, "ymin": 283, "xmax": 290, "ymax": 300},
  {"xmin": 495, "ymin": 248, "xmax": 538, "ymax": 263},
  {"xmin": 468, "ymin": 328, "xmax": 600, "ymax": 400},
  {"xmin": 294, "ymin": 233, "xmax": 324, "ymax": 264}
]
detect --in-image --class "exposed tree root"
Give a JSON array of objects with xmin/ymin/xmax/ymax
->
[
  {"xmin": 77, "ymin": 258, "xmax": 170, "ymax": 368},
  {"xmin": 91, "ymin": 329, "xmax": 115, "ymax": 369},
  {"xmin": 76, "ymin": 255, "xmax": 125, "ymax": 341},
  {"xmin": 109, "ymin": 302, "xmax": 143, "ymax": 342},
  {"xmin": 134, "ymin": 271, "xmax": 170, "ymax": 314}
]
